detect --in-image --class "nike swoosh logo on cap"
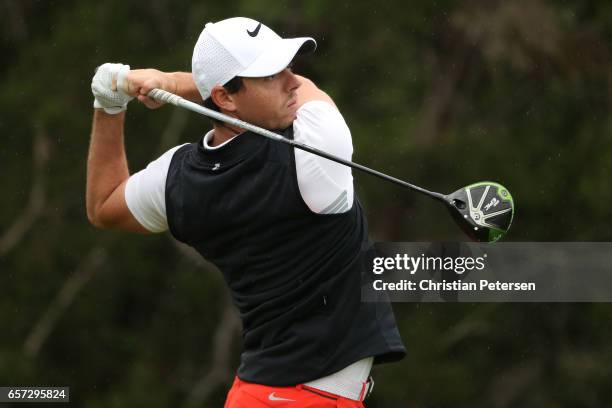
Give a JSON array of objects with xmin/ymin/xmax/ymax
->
[
  {"xmin": 268, "ymin": 392, "xmax": 296, "ymax": 402},
  {"xmin": 247, "ymin": 22, "xmax": 262, "ymax": 37}
]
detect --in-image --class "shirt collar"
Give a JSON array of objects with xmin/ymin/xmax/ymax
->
[{"xmin": 202, "ymin": 129, "xmax": 241, "ymax": 150}]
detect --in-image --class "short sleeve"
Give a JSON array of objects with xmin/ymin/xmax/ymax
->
[
  {"xmin": 293, "ymin": 101, "xmax": 354, "ymax": 214},
  {"xmin": 124, "ymin": 144, "xmax": 188, "ymax": 233}
]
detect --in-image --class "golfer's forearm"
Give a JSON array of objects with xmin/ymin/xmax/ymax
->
[
  {"xmin": 169, "ymin": 72, "xmax": 202, "ymax": 102},
  {"xmin": 86, "ymin": 110, "xmax": 129, "ymax": 224}
]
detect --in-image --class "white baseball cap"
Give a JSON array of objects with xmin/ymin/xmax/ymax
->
[{"xmin": 192, "ymin": 17, "xmax": 317, "ymax": 100}]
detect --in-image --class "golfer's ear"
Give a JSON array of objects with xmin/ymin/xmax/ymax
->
[{"xmin": 210, "ymin": 85, "xmax": 237, "ymax": 112}]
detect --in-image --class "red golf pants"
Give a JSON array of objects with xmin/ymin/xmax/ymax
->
[{"xmin": 224, "ymin": 376, "xmax": 366, "ymax": 408}]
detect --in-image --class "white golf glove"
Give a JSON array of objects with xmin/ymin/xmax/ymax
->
[{"xmin": 91, "ymin": 63, "xmax": 134, "ymax": 114}]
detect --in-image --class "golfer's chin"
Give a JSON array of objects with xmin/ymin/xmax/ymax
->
[
  {"xmin": 259, "ymin": 108, "xmax": 298, "ymax": 130},
  {"xmin": 282, "ymin": 105, "xmax": 299, "ymax": 127},
  {"xmin": 270, "ymin": 116, "xmax": 297, "ymax": 131}
]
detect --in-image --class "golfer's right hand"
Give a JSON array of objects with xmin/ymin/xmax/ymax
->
[{"xmin": 122, "ymin": 69, "xmax": 177, "ymax": 109}]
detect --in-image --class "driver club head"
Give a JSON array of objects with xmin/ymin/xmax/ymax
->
[{"xmin": 444, "ymin": 182, "xmax": 514, "ymax": 242}]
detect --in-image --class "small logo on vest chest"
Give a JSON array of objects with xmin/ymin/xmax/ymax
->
[{"xmin": 212, "ymin": 163, "xmax": 221, "ymax": 171}]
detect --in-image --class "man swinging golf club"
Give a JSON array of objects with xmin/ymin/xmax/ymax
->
[{"xmin": 87, "ymin": 17, "xmax": 406, "ymax": 407}]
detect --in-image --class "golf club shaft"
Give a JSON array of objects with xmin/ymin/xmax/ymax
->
[{"xmin": 148, "ymin": 88, "xmax": 446, "ymax": 202}]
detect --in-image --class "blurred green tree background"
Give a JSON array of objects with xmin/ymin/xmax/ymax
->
[{"xmin": 1, "ymin": 0, "xmax": 611, "ymax": 406}]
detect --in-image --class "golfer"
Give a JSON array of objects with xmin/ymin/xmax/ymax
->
[{"xmin": 87, "ymin": 17, "xmax": 405, "ymax": 407}]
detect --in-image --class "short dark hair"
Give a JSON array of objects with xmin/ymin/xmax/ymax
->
[{"xmin": 203, "ymin": 76, "xmax": 244, "ymax": 124}]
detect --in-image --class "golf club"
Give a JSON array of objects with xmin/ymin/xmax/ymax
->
[{"xmin": 148, "ymin": 88, "xmax": 514, "ymax": 242}]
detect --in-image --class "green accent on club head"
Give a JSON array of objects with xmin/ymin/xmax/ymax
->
[
  {"xmin": 466, "ymin": 181, "xmax": 515, "ymax": 242},
  {"xmin": 488, "ymin": 227, "xmax": 505, "ymax": 243}
]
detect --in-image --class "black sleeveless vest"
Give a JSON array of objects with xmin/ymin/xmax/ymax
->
[{"xmin": 165, "ymin": 127, "xmax": 405, "ymax": 385}]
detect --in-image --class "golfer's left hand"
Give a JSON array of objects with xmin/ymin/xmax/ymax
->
[
  {"xmin": 123, "ymin": 69, "xmax": 177, "ymax": 109},
  {"xmin": 91, "ymin": 63, "xmax": 134, "ymax": 114}
]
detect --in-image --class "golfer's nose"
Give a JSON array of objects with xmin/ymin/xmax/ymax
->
[{"xmin": 284, "ymin": 69, "xmax": 301, "ymax": 93}]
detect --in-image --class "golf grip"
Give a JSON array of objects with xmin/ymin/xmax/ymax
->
[{"xmin": 148, "ymin": 88, "xmax": 446, "ymax": 202}]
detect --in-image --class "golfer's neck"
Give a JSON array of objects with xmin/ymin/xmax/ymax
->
[{"xmin": 211, "ymin": 122, "xmax": 244, "ymax": 147}]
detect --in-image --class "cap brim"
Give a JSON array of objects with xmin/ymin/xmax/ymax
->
[{"xmin": 238, "ymin": 37, "xmax": 316, "ymax": 78}]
